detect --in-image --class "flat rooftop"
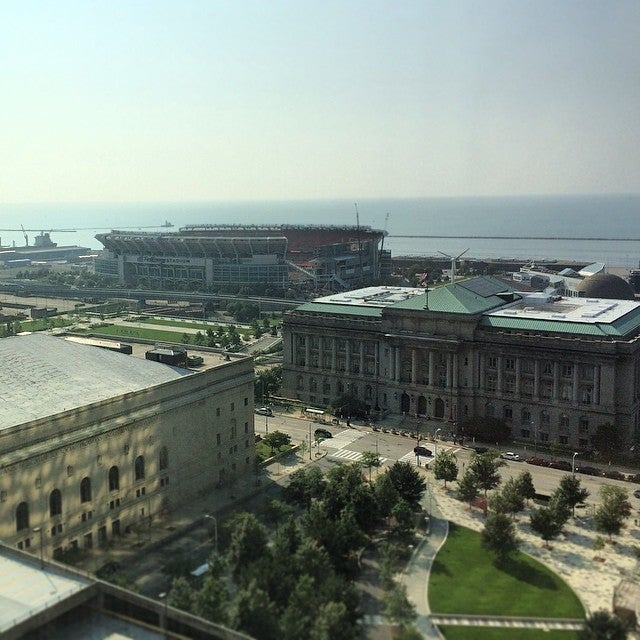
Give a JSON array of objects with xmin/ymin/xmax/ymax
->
[
  {"xmin": 313, "ymin": 286, "xmax": 426, "ymax": 307},
  {"xmin": 0, "ymin": 333, "xmax": 242, "ymax": 431},
  {"xmin": 489, "ymin": 295, "xmax": 640, "ymax": 324},
  {"xmin": 0, "ymin": 549, "xmax": 92, "ymax": 637}
]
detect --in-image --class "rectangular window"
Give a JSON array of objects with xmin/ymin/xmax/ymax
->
[
  {"xmin": 244, "ymin": 397, "xmax": 248, "ymax": 406},
  {"xmin": 543, "ymin": 361, "xmax": 553, "ymax": 375},
  {"xmin": 505, "ymin": 358, "xmax": 515, "ymax": 371},
  {"xmin": 539, "ymin": 432, "xmax": 549, "ymax": 442},
  {"xmin": 561, "ymin": 385, "xmax": 572, "ymax": 401},
  {"xmin": 559, "ymin": 435, "xmax": 569, "ymax": 445},
  {"xmin": 520, "ymin": 429, "xmax": 530, "ymax": 438},
  {"xmin": 216, "ymin": 433, "xmax": 221, "ymax": 445},
  {"xmin": 244, "ymin": 422, "xmax": 249, "ymax": 433},
  {"xmin": 581, "ymin": 388, "xmax": 592, "ymax": 404},
  {"xmin": 230, "ymin": 402, "xmax": 235, "ymax": 411},
  {"xmin": 216, "ymin": 408, "xmax": 221, "ymax": 417},
  {"xmin": 504, "ymin": 406, "xmax": 513, "ymax": 420},
  {"xmin": 562, "ymin": 364, "xmax": 573, "ymax": 377},
  {"xmin": 0, "ymin": 490, "xmax": 6, "ymax": 502},
  {"xmin": 488, "ymin": 356, "xmax": 497, "ymax": 369}
]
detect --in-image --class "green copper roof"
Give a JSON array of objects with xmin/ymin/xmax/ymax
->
[{"xmin": 391, "ymin": 276, "xmax": 516, "ymax": 315}]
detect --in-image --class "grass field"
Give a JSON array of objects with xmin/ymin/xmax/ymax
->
[
  {"xmin": 128, "ymin": 317, "xmax": 253, "ymax": 336},
  {"xmin": 439, "ymin": 627, "xmax": 579, "ymax": 640},
  {"xmin": 78, "ymin": 324, "xmax": 192, "ymax": 343},
  {"xmin": 429, "ymin": 523, "xmax": 584, "ymax": 618}
]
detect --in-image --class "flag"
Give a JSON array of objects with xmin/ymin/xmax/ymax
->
[{"xmin": 418, "ymin": 272, "xmax": 428, "ymax": 287}]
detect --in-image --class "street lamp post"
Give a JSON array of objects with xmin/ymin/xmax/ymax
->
[
  {"xmin": 265, "ymin": 412, "xmax": 269, "ymax": 435},
  {"xmin": 204, "ymin": 515, "xmax": 218, "ymax": 555},
  {"xmin": 32, "ymin": 526, "xmax": 44, "ymax": 569},
  {"xmin": 572, "ymin": 451, "xmax": 580, "ymax": 476},
  {"xmin": 434, "ymin": 428, "xmax": 441, "ymax": 457}
]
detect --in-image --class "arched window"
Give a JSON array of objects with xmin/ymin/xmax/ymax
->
[
  {"xmin": 108, "ymin": 466, "xmax": 120, "ymax": 491},
  {"xmin": 80, "ymin": 477, "xmax": 92, "ymax": 503},
  {"xmin": 521, "ymin": 407, "xmax": 531, "ymax": 425},
  {"xmin": 49, "ymin": 489, "xmax": 62, "ymax": 517},
  {"xmin": 134, "ymin": 455, "xmax": 145, "ymax": 481},
  {"xmin": 159, "ymin": 446, "xmax": 169, "ymax": 471},
  {"xmin": 16, "ymin": 502, "xmax": 29, "ymax": 532}
]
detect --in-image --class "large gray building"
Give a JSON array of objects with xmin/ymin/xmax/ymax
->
[
  {"xmin": 0, "ymin": 333, "xmax": 255, "ymax": 560},
  {"xmin": 282, "ymin": 276, "xmax": 640, "ymax": 449}
]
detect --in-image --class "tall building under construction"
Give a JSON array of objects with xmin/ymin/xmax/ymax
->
[{"xmin": 95, "ymin": 224, "xmax": 389, "ymax": 292}]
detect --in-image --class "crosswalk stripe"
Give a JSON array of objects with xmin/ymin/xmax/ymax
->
[{"xmin": 328, "ymin": 449, "xmax": 387, "ymax": 463}]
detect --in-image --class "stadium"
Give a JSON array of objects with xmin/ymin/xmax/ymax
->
[{"xmin": 95, "ymin": 224, "xmax": 389, "ymax": 292}]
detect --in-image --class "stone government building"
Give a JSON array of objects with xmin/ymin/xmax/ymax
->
[
  {"xmin": 282, "ymin": 276, "xmax": 640, "ymax": 449},
  {"xmin": 0, "ymin": 333, "xmax": 255, "ymax": 559}
]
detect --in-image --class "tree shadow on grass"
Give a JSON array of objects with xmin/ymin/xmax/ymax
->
[
  {"xmin": 429, "ymin": 559, "xmax": 453, "ymax": 578},
  {"xmin": 497, "ymin": 556, "xmax": 559, "ymax": 591}
]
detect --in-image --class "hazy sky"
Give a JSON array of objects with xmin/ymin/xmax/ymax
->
[{"xmin": 2, "ymin": 1, "xmax": 639, "ymax": 203}]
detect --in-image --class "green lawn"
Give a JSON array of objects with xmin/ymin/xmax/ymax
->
[
  {"xmin": 128, "ymin": 316, "xmax": 253, "ymax": 336},
  {"xmin": 439, "ymin": 628, "xmax": 579, "ymax": 640},
  {"xmin": 78, "ymin": 324, "xmax": 192, "ymax": 343},
  {"xmin": 429, "ymin": 523, "xmax": 584, "ymax": 618}
]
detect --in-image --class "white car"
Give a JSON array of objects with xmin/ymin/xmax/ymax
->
[{"xmin": 500, "ymin": 451, "xmax": 521, "ymax": 461}]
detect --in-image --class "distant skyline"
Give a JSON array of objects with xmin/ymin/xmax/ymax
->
[{"xmin": 2, "ymin": 1, "xmax": 639, "ymax": 203}]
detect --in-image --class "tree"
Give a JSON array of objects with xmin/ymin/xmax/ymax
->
[
  {"xmin": 457, "ymin": 469, "xmax": 480, "ymax": 507},
  {"xmin": 432, "ymin": 450, "xmax": 458, "ymax": 487},
  {"xmin": 469, "ymin": 451, "xmax": 505, "ymax": 497},
  {"xmin": 360, "ymin": 450, "xmax": 382, "ymax": 481},
  {"xmin": 578, "ymin": 609, "xmax": 629, "ymax": 640},
  {"xmin": 459, "ymin": 415, "xmax": 511, "ymax": 443},
  {"xmin": 497, "ymin": 477, "xmax": 525, "ymax": 518},
  {"xmin": 283, "ymin": 466, "xmax": 326, "ymax": 509},
  {"xmin": 556, "ymin": 474, "xmax": 590, "ymax": 517},
  {"xmin": 515, "ymin": 470, "xmax": 536, "ymax": 503},
  {"xmin": 530, "ymin": 506, "xmax": 565, "ymax": 548},
  {"xmin": 226, "ymin": 513, "xmax": 269, "ymax": 583},
  {"xmin": 192, "ymin": 574, "xmax": 229, "ymax": 624},
  {"xmin": 229, "ymin": 579, "xmax": 280, "ymax": 640},
  {"xmin": 383, "ymin": 583, "xmax": 417, "ymax": 630},
  {"xmin": 481, "ymin": 512, "xmax": 518, "ymax": 565},
  {"xmin": 392, "ymin": 499, "xmax": 416, "ymax": 540},
  {"xmin": 387, "ymin": 461, "xmax": 426, "ymax": 507},
  {"xmin": 309, "ymin": 601, "xmax": 359, "ymax": 640},
  {"xmin": 262, "ymin": 430, "xmax": 291, "ymax": 455},
  {"xmin": 595, "ymin": 485, "xmax": 632, "ymax": 540},
  {"xmin": 591, "ymin": 423, "xmax": 622, "ymax": 461},
  {"xmin": 375, "ymin": 472, "xmax": 400, "ymax": 520},
  {"xmin": 168, "ymin": 576, "xmax": 194, "ymax": 612}
]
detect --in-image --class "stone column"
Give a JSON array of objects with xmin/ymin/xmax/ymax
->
[
  {"xmin": 479, "ymin": 353, "xmax": 485, "ymax": 391},
  {"xmin": 572, "ymin": 364, "xmax": 579, "ymax": 403},
  {"xmin": 428, "ymin": 351, "xmax": 434, "ymax": 387},
  {"xmin": 411, "ymin": 349, "xmax": 417, "ymax": 384},
  {"xmin": 395, "ymin": 347, "xmax": 401, "ymax": 383},
  {"xmin": 305, "ymin": 337, "xmax": 310, "ymax": 371},
  {"xmin": 593, "ymin": 365, "xmax": 600, "ymax": 405},
  {"xmin": 553, "ymin": 362, "xmax": 559, "ymax": 400},
  {"xmin": 331, "ymin": 337, "xmax": 336, "ymax": 373},
  {"xmin": 345, "ymin": 340, "xmax": 351, "ymax": 374},
  {"xmin": 515, "ymin": 357, "xmax": 521, "ymax": 395},
  {"xmin": 360, "ymin": 341, "xmax": 365, "ymax": 375},
  {"xmin": 533, "ymin": 359, "xmax": 540, "ymax": 399},
  {"xmin": 497, "ymin": 356, "xmax": 503, "ymax": 393}
]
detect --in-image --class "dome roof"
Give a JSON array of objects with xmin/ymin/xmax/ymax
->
[{"xmin": 575, "ymin": 273, "xmax": 635, "ymax": 300}]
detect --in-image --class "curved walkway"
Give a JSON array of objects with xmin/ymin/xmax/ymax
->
[{"xmin": 400, "ymin": 482, "xmax": 585, "ymax": 637}]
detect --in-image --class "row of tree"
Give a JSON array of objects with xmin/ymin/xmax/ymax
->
[{"xmin": 163, "ymin": 460, "xmax": 426, "ymax": 639}]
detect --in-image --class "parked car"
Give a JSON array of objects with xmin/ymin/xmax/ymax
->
[
  {"xmin": 576, "ymin": 465, "xmax": 600, "ymax": 476},
  {"xmin": 633, "ymin": 489, "xmax": 640, "ymax": 499},
  {"xmin": 255, "ymin": 407, "xmax": 273, "ymax": 416},
  {"xmin": 548, "ymin": 460, "xmax": 572, "ymax": 471},
  {"xmin": 314, "ymin": 428, "xmax": 332, "ymax": 440},
  {"xmin": 601, "ymin": 469, "xmax": 625, "ymax": 481},
  {"xmin": 500, "ymin": 452, "xmax": 521, "ymax": 461},
  {"xmin": 473, "ymin": 446, "xmax": 489, "ymax": 454},
  {"xmin": 413, "ymin": 446, "xmax": 433, "ymax": 457},
  {"xmin": 628, "ymin": 473, "xmax": 640, "ymax": 484},
  {"xmin": 525, "ymin": 456, "xmax": 547, "ymax": 467}
]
